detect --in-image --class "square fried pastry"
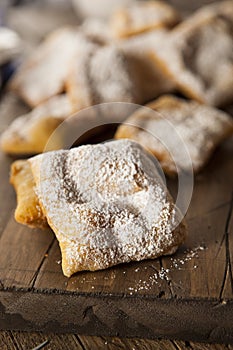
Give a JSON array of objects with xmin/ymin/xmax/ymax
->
[
  {"xmin": 66, "ymin": 44, "xmax": 140, "ymax": 110},
  {"xmin": 11, "ymin": 140, "xmax": 186, "ymax": 277},
  {"xmin": 150, "ymin": 1, "xmax": 233, "ymax": 106},
  {"xmin": 66, "ymin": 37, "xmax": 175, "ymax": 110},
  {"xmin": 111, "ymin": 1, "xmax": 180, "ymax": 38},
  {"xmin": 0, "ymin": 94, "xmax": 73, "ymax": 155},
  {"xmin": 115, "ymin": 95, "xmax": 233, "ymax": 176},
  {"xmin": 9, "ymin": 27, "xmax": 84, "ymax": 107}
]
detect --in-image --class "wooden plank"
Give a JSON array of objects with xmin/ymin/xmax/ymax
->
[
  {"xmin": 0, "ymin": 331, "xmax": 19, "ymax": 350},
  {"xmin": 1, "ymin": 291, "xmax": 233, "ymax": 343},
  {"xmin": 222, "ymin": 193, "xmax": 233, "ymax": 300},
  {"xmin": 1, "ymin": 332, "xmax": 233, "ymax": 350},
  {"xmin": 174, "ymin": 341, "xmax": 231, "ymax": 350},
  {"xmin": 162, "ymin": 140, "xmax": 233, "ymax": 300},
  {"xmin": 10, "ymin": 331, "xmax": 82, "ymax": 350},
  {"xmin": 188, "ymin": 343, "xmax": 231, "ymax": 350},
  {"xmin": 0, "ymin": 217, "xmax": 54, "ymax": 289},
  {"xmin": 78, "ymin": 335, "xmax": 177, "ymax": 350}
]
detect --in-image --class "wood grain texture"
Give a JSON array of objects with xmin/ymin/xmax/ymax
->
[
  {"xmin": 1, "ymin": 331, "xmax": 233, "ymax": 350},
  {"xmin": 78, "ymin": 335, "xmax": 177, "ymax": 350},
  {"xmin": 0, "ymin": 331, "xmax": 18, "ymax": 350},
  {"xmin": 9, "ymin": 331, "xmax": 82, "ymax": 350}
]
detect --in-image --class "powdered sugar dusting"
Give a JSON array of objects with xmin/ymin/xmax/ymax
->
[
  {"xmin": 116, "ymin": 95, "xmax": 233, "ymax": 174},
  {"xmin": 9, "ymin": 27, "xmax": 83, "ymax": 106},
  {"xmin": 90, "ymin": 46, "xmax": 135, "ymax": 103},
  {"xmin": 29, "ymin": 139, "xmax": 185, "ymax": 277},
  {"xmin": 128, "ymin": 245, "xmax": 206, "ymax": 294},
  {"xmin": 150, "ymin": 1, "xmax": 233, "ymax": 106},
  {"xmin": 68, "ymin": 44, "xmax": 136, "ymax": 110}
]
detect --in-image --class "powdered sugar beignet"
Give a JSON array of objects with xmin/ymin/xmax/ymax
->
[
  {"xmin": 150, "ymin": 1, "xmax": 233, "ymax": 106},
  {"xmin": 66, "ymin": 44, "xmax": 137, "ymax": 111},
  {"xmin": 29, "ymin": 140, "xmax": 186, "ymax": 277},
  {"xmin": 115, "ymin": 95, "xmax": 233, "ymax": 175},
  {"xmin": 9, "ymin": 27, "xmax": 83, "ymax": 107},
  {"xmin": 1, "ymin": 94, "xmax": 73, "ymax": 155}
]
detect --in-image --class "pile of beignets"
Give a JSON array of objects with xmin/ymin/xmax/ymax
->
[{"xmin": 1, "ymin": 1, "xmax": 233, "ymax": 277}]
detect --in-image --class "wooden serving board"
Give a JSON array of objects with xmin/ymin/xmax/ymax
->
[{"xmin": 0, "ymin": 94, "xmax": 233, "ymax": 344}]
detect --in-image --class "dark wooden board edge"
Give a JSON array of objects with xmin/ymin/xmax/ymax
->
[{"xmin": 1, "ymin": 290, "xmax": 233, "ymax": 344}]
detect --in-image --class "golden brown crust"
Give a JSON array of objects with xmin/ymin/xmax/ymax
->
[
  {"xmin": 1, "ymin": 117, "xmax": 63, "ymax": 155},
  {"xmin": 0, "ymin": 95, "xmax": 73, "ymax": 155},
  {"xmin": 10, "ymin": 160, "xmax": 48, "ymax": 229}
]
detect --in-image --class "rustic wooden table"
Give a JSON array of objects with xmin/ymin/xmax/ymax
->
[
  {"xmin": 1, "ymin": 331, "xmax": 233, "ymax": 350},
  {"xmin": 0, "ymin": 1, "xmax": 233, "ymax": 349}
]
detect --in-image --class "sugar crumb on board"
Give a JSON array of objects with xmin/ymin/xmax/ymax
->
[{"xmin": 128, "ymin": 245, "xmax": 207, "ymax": 295}]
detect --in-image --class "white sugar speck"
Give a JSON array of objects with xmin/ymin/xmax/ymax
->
[{"xmin": 127, "ymin": 245, "xmax": 206, "ymax": 293}]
